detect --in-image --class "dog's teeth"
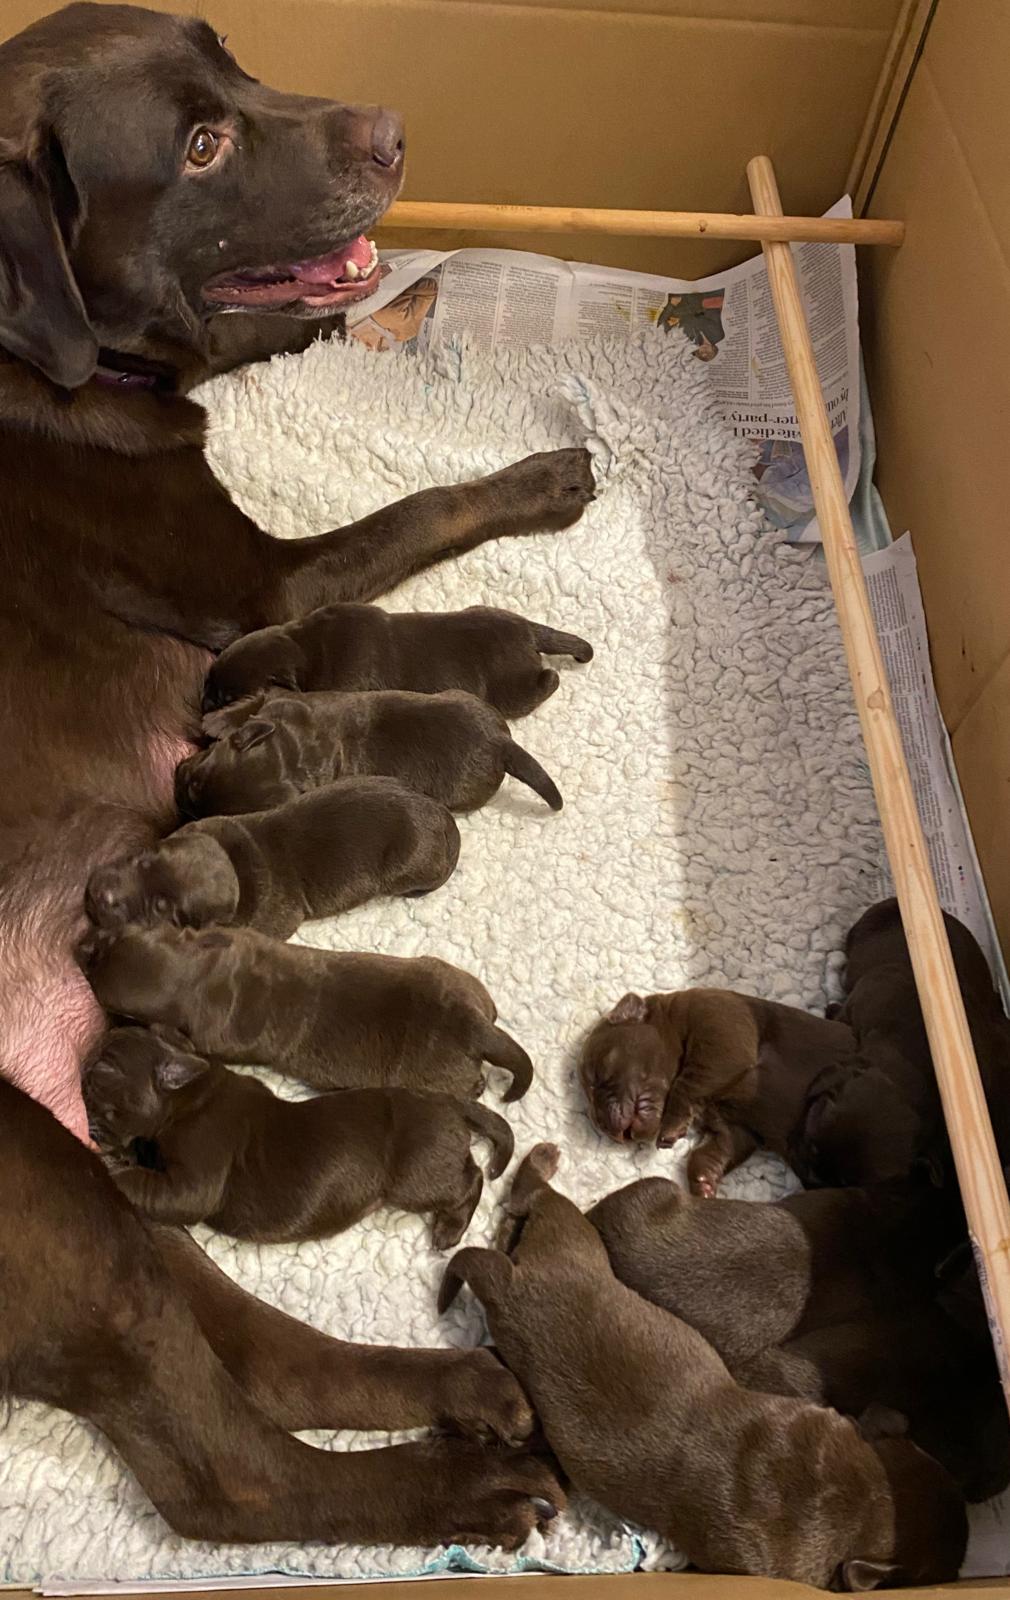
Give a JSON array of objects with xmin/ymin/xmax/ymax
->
[{"xmin": 344, "ymin": 260, "xmax": 360, "ymax": 280}]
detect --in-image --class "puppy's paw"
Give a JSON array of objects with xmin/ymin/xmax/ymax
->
[
  {"xmin": 495, "ymin": 448, "xmax": 596, "ymax": 535},
  {"xmin": 438, "ymin": 1348, "xmax": 535, "ymax": 1447}
]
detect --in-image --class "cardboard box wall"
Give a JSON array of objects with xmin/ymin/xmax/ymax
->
[{"xmin": 3, "ymin": 0, "xmax": 1008, "ymax": 1594}]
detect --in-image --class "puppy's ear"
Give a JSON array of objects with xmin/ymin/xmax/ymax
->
[
  {"xmin": 608, "ymin": 992, "xmax": 648, "ymax": 1025},
  {"xmin": 0, "ymin": 134, "xmax": 98, "ymax": 388},
  {"xmin": 834, "ymin": 1560, "xmax": 900, "ymax": 1593},
  {"xmin": 154, "ymin": 1049, "xmax": 210, "ymax": 1093},
  {"xmin": 231, "ymin": 718, "xmax": 276, "ymax": 753}
]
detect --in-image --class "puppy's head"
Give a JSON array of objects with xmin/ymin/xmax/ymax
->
[
  {"xmin": 175, "ymin": 720, "xmax": 279, "ymax": 817},
  {"xmin": 579, "ymin": 993, "xmax": 678, "ymax": 1144},
  {"xmin": 84, "ymin": 1025, "xmax": 211, "ymax": 1147},
  {"xmin": 86, "ymin": 834, "xmax": 240, "ymax": 931},
  {"xmin": 84, "ymin": 922, "xmax": 235, "ymax": 1024},
  {"xmin": 204, "ymin": 631, "xmax": 307, "ymax": 711}
]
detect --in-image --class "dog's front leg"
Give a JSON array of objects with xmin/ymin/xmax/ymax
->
[
  {"xmin": 279, "ymin": 448, "xmax": 596, "ymax": 614},
  {"xmin": 152, "ymin": 1222, "xmax": 535, "ymax": 1444}
]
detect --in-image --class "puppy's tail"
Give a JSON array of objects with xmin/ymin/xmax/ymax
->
[
  {"xmin": 461, "ymin": 1102, "xmax": 515, "ymax": 1179},
  {"xmin": 531, "ymin": 623, "xmax": 594, "ymax": 663},
  {"xmin": 438, "ymin": 1246, "xmax": 514, "ymax": 1315},
  {"xmin": 480, "ymin": 1024, "xmax": 534, "ymax": 1103},
  {"xmin": 503, "ymin": 740, "xmax": 563, "ymax": 811}
]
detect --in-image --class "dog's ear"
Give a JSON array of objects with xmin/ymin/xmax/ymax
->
[
  {"xmin": 154, "ymin": 1048, "xmax": 210, "ymax": 1093},
  {"xmin": 608, "ymin": 992, "xmax": 647, "ymax": 1025},
  {"xmin": 834, "ymin": 1560, "xmax": 900, "ymax": 1592},
  {"xmin": 0, "ymin": 131, "xmax": 98, "ymax": 388},
  {"xmin": 231, "ymin": 718, "xmax": 276, "ymax": 753}
]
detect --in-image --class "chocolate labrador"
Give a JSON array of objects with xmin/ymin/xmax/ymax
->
[
  {"xmin": 85, "ymin": 1025, "xmax": 514, "ymax": 1248},
  {"xmin": 440, "ymin": 1146, "xmax": 967, "ymax": 1589},
  {"xmin": 1, "ymin": 2, "xmax": 585, "ymax": 1546},
  {"xmin": 579, "ymin": 987, "xmax": 858, "ymax": 1194},
  {"xmin": 586, "ymin": 1173, "xmax": 1010, "ymax": 1499},
  {"xmin": 204, "ymin": 600, "xmax": 594, "ymax": 716},
  {"xmin": 184, "ymin": 686, "xmax": 563, "ymax": 814},
  {"xmin": 587, "ymin": 1173, "xmax": 963, "ymax": 1367},
  {"xmin": 85, "ymin": 776, "xmax": 460, "ymax": 939},
  {"xmin": 85, "ymin": 922, "xmax": 534, "ymax": 1101},
  {"xmin": 796, "ymin": 898, "xmax": 1010, "ymax": 1185}
]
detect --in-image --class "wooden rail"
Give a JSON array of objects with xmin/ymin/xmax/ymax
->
[
  {"xmin": 746, "ymin": 152, "xmax": 1010, "ymax": 1406},
  {"xmin": 382, "ymin": 200, "xmax": 904, "ymax": 247}
]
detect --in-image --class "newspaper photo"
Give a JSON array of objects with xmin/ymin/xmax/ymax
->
[{"xmin": 347, "ymin": 199, "xmax": 860, "ymax": 541}]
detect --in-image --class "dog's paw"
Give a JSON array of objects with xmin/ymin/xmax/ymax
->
[
  {"xmin": 437, "ymin": 1444, "xmax": 564, "ymax": 1549},
  {"xmin": 439, "ymin": 1348, "xmax": 535, "ymax": 1447},
  {"xmin": 495, "ymin": 448, "xmax": 596, "ymax": 534}
]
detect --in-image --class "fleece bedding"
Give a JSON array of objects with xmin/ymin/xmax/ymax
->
[{"xmin": 0, "ymin": 328, "xmax": 891, "ymax": 1584}]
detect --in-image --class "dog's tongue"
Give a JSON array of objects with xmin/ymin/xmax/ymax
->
[{"xmin": 292, "ymin": 234, "xmax": 373, "ymax": 284}]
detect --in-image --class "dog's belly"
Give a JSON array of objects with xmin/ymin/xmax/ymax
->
[{"xmin": 0, "ymin": 629, "xmax": 211, "ymax": 1142}]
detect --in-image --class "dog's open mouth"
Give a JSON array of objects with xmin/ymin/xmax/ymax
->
[{"xmin": 203, "ymin": 235, "xmax": 381, "ymax": 309}]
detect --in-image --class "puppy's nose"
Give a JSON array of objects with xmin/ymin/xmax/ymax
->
[{"xmin": 369, "ymin": 108, "xmax": 404, "ymax": 170}]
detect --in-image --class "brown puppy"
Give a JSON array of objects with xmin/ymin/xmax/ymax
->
[
  {"xmin": 85, "ymin": 1027, "xmax": 514, "ymax": 1248},
  {"xmin": 85, "ymin": 923, "xmax": 533, "ymax": 1102},
  {"xmin": 203, "ymin": 602, "xmax": 593, "ymax": 718},
  {"xmin": 579, "ymin": 988, "xmax": 857, "ymax": 1194},
  {"xmin": 182, "ymin": 687, "xmax": 563, "ymax": 818},
  {"xmin": 588, "ymin": 1174, "xmax": 1009, "ymax": 1502},
  {"xmin": 796, "ymin": 899, "xmax": 1010, "ymax": 1185},
  {"xmin": 85, "ymin": 778, "xmax": 459, "ymax": 940},
  {"xmin": 587, "ymin": 1174, "xmax": 961, "ymax": 1366},
  {"xmin": 441, "ymin": 1145, "xmax": 967, "ymax": 1589}
]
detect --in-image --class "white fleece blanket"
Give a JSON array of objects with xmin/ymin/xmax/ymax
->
[{"xmin": 0, "ymin": 330, "xmax": 889, "ymax": 1585}]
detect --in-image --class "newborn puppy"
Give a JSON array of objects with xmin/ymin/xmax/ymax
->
[
  {"xmin": 440, "ymin": 1146, "xmax": 967, "ymax": 1589},
  {"xmin": 589, "ymin": 1174, "xmax": 1004, "ymax": 1501},
  {"xmin": 796, "ymin": 899, "xmax": 1010, "ymax": 1185},
  {"xmin": 586, "ymin": 1174, "xmax": 961, "ymax": 1367},
  {"xmin": 85, "ymin": 779, "xmax": 459, "ymax": 942},
  {"xmin": 203, "ymin": 601, "xmax": 594, "ymax": 719},
  {"xmin": 85, "ymin": 924, "xmax": 533, "ymax": 1102},
  {"xmin": 180, "ymin": 688, "xmax": 562, "ymax": 818},
  {"xmin": 579, "ymin": 988, "xmax": 857, "ymax": 1194},
  {"xmin": 84, "ymin": 1027, "xmax": 514, "ymax": 1249}
]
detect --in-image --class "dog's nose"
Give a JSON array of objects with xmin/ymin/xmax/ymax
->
[{"xmin": 370, "ymin": 108, "xmax": 404, "ymax": 170}]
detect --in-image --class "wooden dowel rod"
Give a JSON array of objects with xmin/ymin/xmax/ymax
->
[
  {"xmin": 382, "ymin": 200, "xmax": 904, "ymax": 248},
  {"xmin": 746, "ymin": 153, "xmax": 1010, "ymax": 1403}
]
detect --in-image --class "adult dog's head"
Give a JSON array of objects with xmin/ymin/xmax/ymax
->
[{"xmin": 0, "ymin": 2, "xmax": 404, "ymax": 387}]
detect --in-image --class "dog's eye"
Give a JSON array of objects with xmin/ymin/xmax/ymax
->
[{"xmin": 186, "ymin": 128, "xmax": 221, "ymax": 171}]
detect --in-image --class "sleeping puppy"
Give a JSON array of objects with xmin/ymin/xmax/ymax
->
[
  {"xmin": 84, "ymin": 778, "xmax": 460, "ymax": 941},
  {"xmin": 588, "ymin": 1173, "xmax": 1007, "ymax": 1502},
  {"xmin": 440, "ymin": 1145, "xmax": 967, "ymax": 1589},
  {"xmin": 180, "ymin": 688, "xmax": 562, "ymax": 818},
  {"xmin": 586, "ymin": 1173, "xmax": 962, "ymax": 1366},
  {"xmin": 578, "ymin": 988, "xmax": 857, "ymax": 1194},
  {"xmin": 84, "ymin": 1027, "xmax": 514, "ymax": 1249},
  {"xmin": 84, "ymin": 924, "xmax": 533, "ymax": 1103},
  {"xmin": 203, "ymin": 601, "xmax": 594, "ymax": 719},
  {"xmin": 795, "ymin": 899, "xmax": 1010, "ymax": 1185}
]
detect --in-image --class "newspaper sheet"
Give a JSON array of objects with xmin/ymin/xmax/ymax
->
[
  {"xmin": 347, "ymin": 199, "xmax": 860, "ymax": 542},
  {"xmin": 863, "ymin": 534, "xmax": 1007, "ymax": 994}
]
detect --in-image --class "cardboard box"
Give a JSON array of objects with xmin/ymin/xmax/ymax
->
[{"xmin": 2, "ymin": 0, "xmax": 1006, "ymax": 1593}]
